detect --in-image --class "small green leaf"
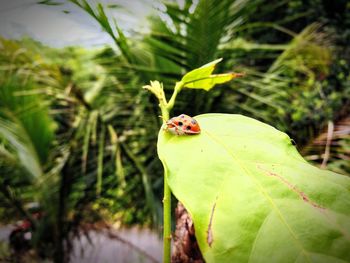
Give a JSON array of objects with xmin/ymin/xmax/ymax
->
[
  {"xmin": 181, "ymin": 58, "xmax": 243, "ymax": 91},
  {"xmin": 107, "ymin": 4, "xmax": 122, "ymax": 9},
  {"xmin": 183, "ymin": 73, "xmax": 242, "ymax": 91},
  {"xmin": 96, "ymin": 124, "xmax": 105, "ymax": 196},
  {"xmin": 108, "ymin": 125, "xmax": 126, "ymax": 188},
  {"xmin": 182, "ymin": 58, "xmax": 223, "ymax": 83},
  {"xmin": 142, "ymin": 80, "xmax": 165, "ymax": 101},
  {"xmin": 158, "ymin": 114, "xmax": 350, "ymax": 263},
  {"xmin": 37, "ymin": 0, "xmax": 63, "ymax": 5}
]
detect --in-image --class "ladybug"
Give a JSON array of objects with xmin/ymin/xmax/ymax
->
[{"xmin": 164, "ymin": 114, "xmax": 201, "ymax": 135}]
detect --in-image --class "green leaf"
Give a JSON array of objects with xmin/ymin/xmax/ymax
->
[
  {"xmin": 158, "ymin": 114, "xmax": 350, "ymax": 263},
  {"xmin": 0, "ymin": 116, "xmax": 43, "ymax": 178},
  {"xmin": 37, "ymin": 0, "xmax": 63, "ymax": 6},
  {"xmin": 181, "ymin": 58, "xmax": 243, "ymax": 91},
  {"xmin": 96, "ymin": 123, "xmax": 105, "ymax": 196}
]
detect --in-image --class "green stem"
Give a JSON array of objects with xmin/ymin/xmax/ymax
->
[
  {"xmin": 146, "ymin": 80, "xmax": 183, "ymax": 263},
  {"xmin": 163, "ymin": 170, "xmax": 171, "ymax": 263},
  {"xmin": 160, "ymin": 84, "xmax": 180, "ymax": 263},
  {"xmin": 167, "ymin": 81, "xmax": 183, "ymax": 111},
  {"xmin": 161, "ymin": 106, "xmax": 169, "ymax": 122},
  {"xmin": 159, "ymin": 98, "xmax": 171, "ymax": 263}
]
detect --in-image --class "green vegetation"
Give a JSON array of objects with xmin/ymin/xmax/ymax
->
[{"xmin": 0, "ymin": 0, "xmax": 349, "ymax": 262}]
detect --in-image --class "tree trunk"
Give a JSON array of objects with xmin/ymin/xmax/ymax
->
[{"xmin": 172, "ymin": 202, "xmax": 204, "ymax": 263}]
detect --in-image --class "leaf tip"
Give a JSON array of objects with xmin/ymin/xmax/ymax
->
[
  {"xmin": 232, "ymin": 72, "xmax": 245, "ymax": 78},
  {"xmin": 200, "ymin": 58, "xmax": 223, "ymax": 69}
]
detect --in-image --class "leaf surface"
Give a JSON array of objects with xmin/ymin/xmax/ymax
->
[
  {"xmin": 181, "ymin": 58, "xmax": 242, "ymax": 91},
  {"xmin": 157, "ymin": 114, "xmax": 350, "ymax": 263}
]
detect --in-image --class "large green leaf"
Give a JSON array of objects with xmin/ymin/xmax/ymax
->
[{"xmin": 158, "ymin": 113, "xmax": 350, "ymax": 263}]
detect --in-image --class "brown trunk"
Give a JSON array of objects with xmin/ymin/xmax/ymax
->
[{"xmin": 172, "ymin": 202, "xmax": 204, "ymax": 263}]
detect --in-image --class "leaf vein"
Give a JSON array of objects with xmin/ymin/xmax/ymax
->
[{"xmin": 204, "ymin": 130, "xmax": 312, "ymax": 263}]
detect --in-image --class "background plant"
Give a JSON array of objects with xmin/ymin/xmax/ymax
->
[{"xmin": 0, "ymin": 0, "xmax": 349, "ymax": 261}]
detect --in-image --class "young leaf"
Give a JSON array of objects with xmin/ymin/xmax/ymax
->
[
  {"xmin": 158, "ymin": 114, "xmax": 350, "ymax": 263},
  {"xmin": 181, "ymin": 58, "xmax": 243, "ymax": 91},
  {"xmin": 183, "ymin": 73, "xmax": 243, "ymax": 91},
  {"xmin": 181, "ymin": 58, "xmax": 223, "ymax": 83}
]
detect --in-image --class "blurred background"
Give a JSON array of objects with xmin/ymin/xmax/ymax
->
[{"xmin": 0, "ymin": 0, "xmax": 349, "ymax": 262}]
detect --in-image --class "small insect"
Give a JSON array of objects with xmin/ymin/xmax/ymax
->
[{"xmin": 164, "ymin": 114, "xmax": 201, "ymax": 135}]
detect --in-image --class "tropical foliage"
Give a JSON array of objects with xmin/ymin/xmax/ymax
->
[{"xmin": 0, "ymin": 0, "xmax": 349, "ymax": 262}]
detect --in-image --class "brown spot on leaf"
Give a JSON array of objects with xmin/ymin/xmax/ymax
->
[
  {"xmin": 207, "ymin": 196, "xmax": 218, "ymax": 247},
  {"xmin": 257, "ymin": 165, "xmax": 324, "ymax": 210}
]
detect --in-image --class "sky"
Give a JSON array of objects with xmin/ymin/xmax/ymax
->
[{"xmin": 0, "ymin": 0, "xmax": 156, "ymax": 47}]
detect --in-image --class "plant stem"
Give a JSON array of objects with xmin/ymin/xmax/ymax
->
[
  {"xmin": 145, "ymin": 80, "xmax": 184, "ymax": 263},
  {"xmin": 163, "ymin": 170, "xmax": 171, "ymax": 263},
  {"xmin": 160, "ymin": 82, "xmax": 182, "ymax": 263},
  {"xmin": 167, "ymin": 81, "xmax": 183, "ymax": 111},
  {"xmin": 160, "ymin": 98, "xmax": 171, "ymax": 263}
]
